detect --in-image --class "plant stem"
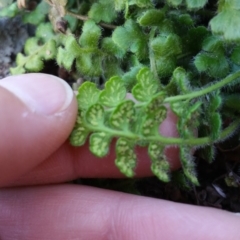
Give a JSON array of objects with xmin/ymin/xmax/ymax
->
[
  {"xmin": 84, "ymin": 119, "xmax": 240, "ymax": 146},
  {"xmin": 164, "ymin": 70, "xmax": 240, "ymax": 103},
  {"xmin": 66, "ymin": 11, "xmax": 117, "ymax": 29},
  {"xmin": 149, "ymin": 27, "xmax": 158, "ymax": 80},
  {"xmin": 124, "ymin": 1, "xmax": 129, "ymax": 19}
]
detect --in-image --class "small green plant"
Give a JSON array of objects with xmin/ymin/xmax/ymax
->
[
  {"xmin": 2, "ymin": 0, "xmax": 240, "ymax": 185},
  {"xmin": 71, "ymin": 67, "xmax": 240, "ymax": 185}
]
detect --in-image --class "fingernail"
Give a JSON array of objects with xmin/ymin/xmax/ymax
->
[{"xmin": 0, "ymin": 73, "xmax": 73, "ymax": 115}]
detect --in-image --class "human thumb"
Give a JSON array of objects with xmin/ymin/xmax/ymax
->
[{"xmin": 0, "ymin": 74, "xmax": 77, "ymax": 186}]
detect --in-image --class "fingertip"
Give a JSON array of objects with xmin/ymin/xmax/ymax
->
[
  {"xmin": 0, "ymin": 73, "xmax": 75, "ymax": 116},
  {"xmin": 0, "ymin": 74, "xmax": 77, "ymax": 186}
]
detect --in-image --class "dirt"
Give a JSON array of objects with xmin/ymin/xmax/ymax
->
[{"xmin": 0, "ymin": 16, "xmax": 30, "ymax": 79}]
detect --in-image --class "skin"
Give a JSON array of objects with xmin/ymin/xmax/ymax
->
[{"xmin": 0, "ymin": 74, "xmax": 240, "ymax": 240}]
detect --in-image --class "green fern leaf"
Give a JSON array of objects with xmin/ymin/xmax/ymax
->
[
  {"xmin": 85, "ymin": 103, "xmax": 105, "ymax": 127},
  {"xmin": 155, "ymin": 57, "xmax": 176, "ymax": 77},
  {"xmin": 150, "ymin": 34, "xmax": 182, "ymax": 58},
  {"xmin": 180, "ymin": 146, "xmax": 199, "ymax": 186},
  {"xmin": 77, "ymin": 82, "xmax": 100, "ymax": 110},
  {"xmin": 129, "ymin": 0, "xmax": 153, "ymax": 8},
  {"xmin": 149, "ymin": 142, "xmax": 170, "ymax": 182},
  {"xmin": 132, "ymin": 67, "xmax": 159, "ymax": 102},
  {"xmin": 166, "ymin": 0, "xmax": 183, "ymax": 7},
  {"xmin": 208, "ymin": 93, "xmax": 222, "ymax": 112},
  {"xmin": 194, "ymin": 52, "xmax": 229, "ymax": 78},
  {"xmin": 110, "ymin": 100, "xmax": 135, "ymax": 130},
  {"xmin": 172, "ymin": 67, "xmax": 191, "ymax": 94},
  {"xmin": 145, "ymin": 93, "xmax": 166, "ymax": 115},
  {"xmin": 102, "ymin": 58, "xmax": 124, "ymax": 79},
  {"xmin": 114, "ymin": 0, "xmax": 127, "ymax": 11},
  {"xmin": 88, "ymin": 0, "xmax": 116, "ymax": 23},
  {"xmin": 76, "ymin": 52, "xmax": 102, "ymax": 77},
  {"xmin": 57, "ymin": 36, "xmax": 80, "ymax": 71},
  {"xmin": 101, "ymin": 37, "xmax": 125, "ymax": 59},
  {"xmin": 138, "ymin": 9, "xmax": 165, "ymax": 26},
  {"xmin": 70, "ymin": 115, "xmax": 89, "ymax": 146},
  {"xmin": 25, "ymin": 55, "xmax": 44, "ymax": 71},
  {"xmin": 99, "ymin": 76, "xmax": 127, "ymax": 107},
  {"xmin": 209, "ymin": 112, "xmax": 222, "ymax": 140},
  {"xmin": 186, "ymin": 0, "xmax": 208, "ymax": 10},
  {"xmin": 115, "ymin": 138, "xmax": 137, "ymax": 177},
  {"xmin": 36, "ymin": 23, "xmax": 55, "ymax": 42},
  {"xmin": 141, "ymin": 105, "xmax": 167, "ymax": 136},
  {"xmin": 201, "ymin": 145, "xmax": 215, "ymax": 163},
  {"xmin": 112, "ymin": 19, "xmax": 148, "ymax": 59},
  {"xmin": 231, "ymin": 46, "xmax": 240, "ymax": 65},
  {"xmin": 23, "ymin": 1, "xmax": 49, "ymax": 25},
  {"xmin": 79, "ymin": 20, "xmax": 101, "ymax": 48},
  {"xmin": 0, "ymin": 2, "xmax": 19, "ymax": 17},
  {"xmin": 90, "ymin": 132, "xmax": 112, "ymax": 157},
  {"xmin": 210, "ymin": 5, "xmax": 240, "ymax": 42}
]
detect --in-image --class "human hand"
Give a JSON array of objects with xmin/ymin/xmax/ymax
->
[{"xmin": 0, "ymin": 74, "xmax": 239, "ymax": 239}]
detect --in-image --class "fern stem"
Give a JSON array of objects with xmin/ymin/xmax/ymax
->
[
  {"xmin": 149, "ymin": 27, "xmax": 158, "ymax": 79},
  {"xmin": 164, "ymin": 70, "xmax": 240, "ymax": 103},
  {"xmin": 66, "ymin": 11, "xmax": 117, "ymax": 29},
  {"xmin": 84, "ymin": 119, "xmax": 240, "ymax": 146},
  {"xmin": 124, "ymin": 1, "xmax": 129, "ymax": 19}
]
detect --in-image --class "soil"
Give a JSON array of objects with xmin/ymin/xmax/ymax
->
[
  {"xmin": 1, "ymin": 16, "xmax": 240, "ymax": 213},
  {"xmin": 0, "ymin": 16, "xmax": 30, "ymax": 78}
]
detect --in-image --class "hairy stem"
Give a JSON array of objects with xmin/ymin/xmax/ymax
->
[
  {"xmin": 84, "ymin": 119, "xmax": 240, "ymax": 146},
  {"xmin": 149, "ymin": 27, "xmax": 158, "ymax": 79},
  {"xmin": 164, "ymin": 70, "xmax": 240, "ymax": 103}
]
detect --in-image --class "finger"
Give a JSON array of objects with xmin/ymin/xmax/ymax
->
[
  {"xmin": 0, "ymin": 74, "xmax": 77, "ymax": 186},
  {"xmin": 11, "ymin": 108, "xmax": 180, "ymax": 186},
  {"xmin": 0, "ymin": 185, "xmax": 240, "ymax": 239}
]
